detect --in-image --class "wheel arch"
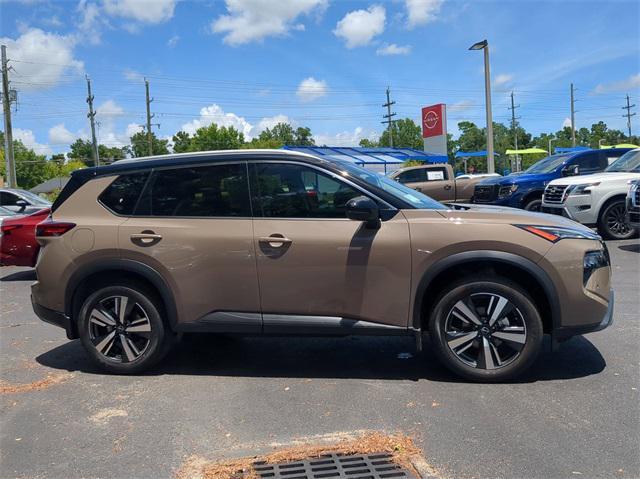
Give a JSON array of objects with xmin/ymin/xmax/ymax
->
[
  {"xmin": 413, "ymin": 251, "xmax": 560, "ymax": 335},
  {"xmin": 65, "ymin": 259, "xmax": 179, "ymax": 338},
  {"xmin": 520, "ymin": 189, "xmax": 544, "ymax": 208}
]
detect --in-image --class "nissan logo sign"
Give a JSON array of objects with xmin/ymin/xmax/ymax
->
[{"xmin": 424, "ymin": 110, "xmax": 439, "ymax": 129}]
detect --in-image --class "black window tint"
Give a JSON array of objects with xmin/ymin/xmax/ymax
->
[
  {"xmin": 251, "ymin": 163, "xmax": 362, "ymax": 218},
  {"xmin": 0, "ymin": 192, "xmax": 19, "ymax": 206},
  {"xmin": 573, "ymin": 153, "xmax": 600, "ymax": 170},
  {"xmin": 99, "ymin": 172, "xmax": 149, "ymax": 215},
  {"xmin": 397, "ymin": 169, "xmax": 427, "ymax": 183},
  {"xmin": 148, "ymin": 163, "xmax": 250, "ymax": 217}
]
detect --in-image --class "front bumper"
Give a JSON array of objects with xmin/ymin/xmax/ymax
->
[
  {"xmin": 554, "ymin": 289, "xmax": 614, "ymax": 340},
  {"xmin": 541, "ymin": 195, "xmax": 595, "ymax": 225},
  {"xmin": 31, "ymin": 295, "xmax": 77, "ymax": 339}
]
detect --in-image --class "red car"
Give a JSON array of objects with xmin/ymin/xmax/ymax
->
[{"xmin": 1, "ymin": 208, "xmax": 50, "ymax": 267}]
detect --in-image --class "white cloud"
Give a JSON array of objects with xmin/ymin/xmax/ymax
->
[
  {"xmin": 180, "ymin": 104, "xmax": 254, "ymax": 138},
  {"xmin": 314, "ymin": 127, "xmax": 378, "ymax": 147},
  {"xmin": 0, "ymin": 28, "xmax": 83, "ymax": 90},
  {"xmin": 562, "ymin": 117, "xmax": 572, "ymax": 128},
  {"xmin": 167, "ymin": 34, "xmax": 180, "ymax": 47},
  {"xmin": 494, "ymin": 74, "xmax": 513, "ymax": 87},
  {"xmin": 593, "ymin": 73, "xmax": 640, "ymax": 94},
  {"xmin": 97, "ymin": 99, "xmax": 125, "ymax": 118},
  {"xmin": 103, "ymin": 0, "xmax": 178, "ymax": 23},
  {"xmin": 123, "ymin": 68, "xmax": 145, "ymax": 83},
  {"xmin": 334, "ymin": 5, "xmax": 385, "ymax": 48},
  {"xmin": 48, "ymin": 124, "xmax": 77, "ymax": 145},
  {"xmin": 376, "ymin": 43, "xmax": 411, "ymax": 56},
  {"xmin": 405, "ymin": 0, "xmax": 443, "ymax": 28},
  {"xmin": 449, "ymin": 100, "xmax": 475, "ymax": 112},
  {"xmin": 296, "ymin": 77, "xmax": 328, "ymax": 102},
  {"xmin": 77, "ymin": 0, "xmax": 103, "ymax": 44},
  {"xmin": 211, "ymin": 0, "xmax": 327, "ymax": 46},
  {"xmin": 125, "ymin": 123, "xmax": 144, "ymax": 138},
  {"xmin": 14, "ymin": 128, "xmax": 52, "ymax": 156},
  {"xmin": 256, "ymin": 114, "xmax": 290, "ymax": 133}
]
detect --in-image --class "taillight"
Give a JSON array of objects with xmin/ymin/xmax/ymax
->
[
  {"xmin": 35, "ymin": 220, "xmax": 76, "ymax": 237},
  {"xmin": 1, "ymin": 224, "xmax": 22, "ymax": 233}
]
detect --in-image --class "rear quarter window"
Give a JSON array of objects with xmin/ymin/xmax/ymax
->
[{"xmin": 99, "ymin": 172, "xmax": 150, "ymax": 215}]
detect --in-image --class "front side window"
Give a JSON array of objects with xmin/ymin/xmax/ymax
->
[
  {"xmin": 251, "ymin": 163, "xmax": 361, "ymax": 218},
  {"xmin": 99, "ymin": 171, "xmax": 150, "ymax": 215},
  {"xmin": 143, "ymin": 163, "xmax": 250, "ymax": 217},
  {"xmin": 0, "ymin": 192, "xmax": 19, "ymax": 206},
  {"xmin": 572, "ymin": 153, "xmax": 601, "ymax": 171}
]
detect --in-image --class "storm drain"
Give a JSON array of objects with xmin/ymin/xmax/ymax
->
[{"xmin": 252, "ymin": 452, "xmax": 415, "ymax": 479}]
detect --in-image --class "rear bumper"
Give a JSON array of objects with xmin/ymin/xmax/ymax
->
[
  {"xmin": 554, "ymin": 289, "xmax": 614, "ymax": 340},
  {"xmin": 31, "ymin": 295, "xmax": 77, "ymax": 339}
]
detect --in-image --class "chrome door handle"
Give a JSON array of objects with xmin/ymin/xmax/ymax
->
[
  {"xmin": 131, "ymin": 233, "xmax": 162, "ymax": 240},
  {"xmin": 259, "ymin": 236, "xmax": 293, "ymax": 247}
]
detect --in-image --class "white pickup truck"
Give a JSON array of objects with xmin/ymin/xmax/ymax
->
[{"xmin": 541, "ymin": 148, "xmax": 640, "ymax": 239}]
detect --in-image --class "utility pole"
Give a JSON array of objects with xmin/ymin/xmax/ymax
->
[
  {"xmin": 570, "ymin": 83, "xmax": 576, "ymax": 147},
  {"xmin": 145, "ymin": 78, "xmax": 154, "ymax": 156},
  {"xmin": 508, "ymin": 91, "xmax": 521, "ymax": 171},
  {"xmin": 622, "ymin": 94, "xmax": 636, "ymax": 139},
  {"xmin": 1, "ymin": 44, "xmax": 16, "ymax": 188},
  {"xmin": 86, "ymin": 75, "xmax": 99, "ymax": 167},
  {"xmin": 382, "ymin": 86, "xmax": 396, "ymax": 148}
]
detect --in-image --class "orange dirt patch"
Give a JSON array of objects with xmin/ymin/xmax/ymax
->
[
  {"xmin": 176, "ymin": 431, "xmax": 434, "ymax": 479},
  {"xmin": 0, "ymin": 372, "xmax": 74, "ymax": 394}
]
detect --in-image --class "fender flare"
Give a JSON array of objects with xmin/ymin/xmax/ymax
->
[
  {"xmin": 65, "ymin": 258, "xmax": 179, "ymax": 330},
  {"xmin": 412, "ymin": 250, "xmax": 560, "ymax": 332}
]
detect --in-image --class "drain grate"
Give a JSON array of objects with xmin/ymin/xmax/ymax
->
[{"xmin": 252, "ymin": 452, "xmax": 414, "ymax": 479}]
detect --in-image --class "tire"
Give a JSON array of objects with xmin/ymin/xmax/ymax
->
[
  {"xmin": 428, "ymin": 276, "xmax": 543, "ymax": 382},
  {"xmin": 523, "ymin": 197, "xmax": 542, "ymax": 211},
  {"xmin": 597, "ymin": 199, "xmax": 636, "ymax": 240},
  {"xmin": 78, "ymin": 284, "xmax": 174, "ymax": 374}
]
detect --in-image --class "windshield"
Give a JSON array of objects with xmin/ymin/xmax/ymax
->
[
  {"xmin": 337, "ymin": 161, "xmax": 447, "ymax": 210},
  {"xmin": 605, "ymin": 149, "xmax": 640, "ymax": 172},
  {"xmin": 18, "ymin": 190, "xmax": 51, "ymax": 206},
  {"xmin": 524, "ymin": 154, "xmax": 572, "ymax": 174}
]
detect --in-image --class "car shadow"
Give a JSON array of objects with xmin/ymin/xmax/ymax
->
[
  {"xmin": 618, "ymin": 243, "xmax": 640, "ymax": 253},
  {"xmin": 0, "ymin": 269, "xmax": 36, "ymax": 282},
  {"xmin": 36, "ymin": 334, "xmax": 606, "ymax": 384}
]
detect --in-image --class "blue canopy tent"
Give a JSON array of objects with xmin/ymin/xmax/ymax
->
[
  {"xmin": 282, "ymin": 146, "xmax": 447, "ymax": 173},
  {"xmin": 554, "ymin": 146, "xmax": 590, "ymax": 153}
]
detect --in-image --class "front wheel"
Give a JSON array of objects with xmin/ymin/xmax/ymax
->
[
  {"xmin": 523, "ymin": 197, "xmax": 542, "ymax": 211},
  {"xmin": 598, "ymin": 199, "xmax": 636, "ymax": 240},
  {"xmin": 428, "ymin": 277, "xmax": 543, "ymax": 382},
  {"xmin": 78, "ymin": 285, "xmax": 174, "ymax": 374}
]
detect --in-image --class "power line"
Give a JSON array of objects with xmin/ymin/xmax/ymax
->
[{"xmin": 382, "ymin": 86, "xmax": 396, "ymax": 147}]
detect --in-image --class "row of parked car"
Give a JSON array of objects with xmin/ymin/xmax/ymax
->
[{"xmin": 393, "ymin": 147, "xmax": 640, "ymax": 239}]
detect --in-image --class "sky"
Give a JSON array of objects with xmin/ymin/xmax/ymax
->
[{"xmin": 0, "ymin": 0, "xmax": 639, "ymax": 157}]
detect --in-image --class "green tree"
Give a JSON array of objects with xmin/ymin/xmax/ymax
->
[
  {"xmin": 172, "ymin": 131, "xmax": 192, "ymax": 153},
  {"xmin": 69, "ymin": 139, "xmax": 126, "ymax": 165},
  {"xmin": 359, "ymin": 138, "xmax": 379, "ymax": 147},
  {"xmin": 189, "ymin": 124, "xmax": 245, "ymax": 151},
  {"xmin": 0, "ymin": 132, "xmax": 48, "ymax": 189},
  {"xmin": 294, "ymin": 126, "xmax": 315, "ymax": 146},
  {"xmin": 379, "ymin": 118, "xmax": 423, "ymax": 148},
  {"xmin": 128, "ymin": 131, "xmax": 169, "ymax": 158}
]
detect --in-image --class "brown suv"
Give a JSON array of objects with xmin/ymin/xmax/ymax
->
[{"xmin": 31, "ymin": 150, "xmax": 614, "ymax": 381}]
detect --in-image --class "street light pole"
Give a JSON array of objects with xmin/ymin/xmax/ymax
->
[
  {"xmin": 548, "ymin": 138, "xmax": 557, "ymax": 155},
  {"xmin": 469, "ymin": 39, "xmax": 494, "ymax": 174}
]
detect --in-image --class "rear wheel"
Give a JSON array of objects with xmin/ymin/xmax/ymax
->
[
  {"xmin": 598, "ymin": 199, "xmax": 636, "ymax": 240},
  {"xmin": 78, "ymin": 285, "xmax": 174, "ymax": 374},
  {"xmin": 428, "ymin": 277, "xmax": 543, "ymax": 382}
]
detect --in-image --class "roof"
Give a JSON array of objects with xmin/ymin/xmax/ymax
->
[
  {"xmin": 454, "ymin": 150, "xmax": 495, "ymax": 158},
  {"xmin": 30, "ymin": 177, "xmax": 69, "ymax": 194},
  {"xmin": 282, "ymin": 146, "xmax": 448, "ymax": 166}
]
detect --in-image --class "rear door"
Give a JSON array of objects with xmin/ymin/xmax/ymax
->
[
  {"xmin": 116, "ymin": 162, "xmax": 261, "ymax": 330},
  {"xmin": 250, "ymin": 161, "xmax": 412, "ymax": 330}
]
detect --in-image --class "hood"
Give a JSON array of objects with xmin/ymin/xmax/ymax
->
[
  {"xmin": 547, "ymin": 171, "xmax": 640, "ymax": 186},
  {"xmin": 477, "ymin": 172, "xmax": 553, "ymax": 186},
  {"xmin": 437, "ymin": 203, "xmax": 593, "ymax": 231}
]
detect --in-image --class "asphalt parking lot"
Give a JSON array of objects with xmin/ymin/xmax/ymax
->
[{"xmin": 1, "ymin": 239, "xmax": 639, "ymax": 479}]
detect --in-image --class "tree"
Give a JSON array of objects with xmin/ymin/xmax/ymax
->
[
  {"xmin": 189, "ymin": 124, "xmax": 245, "ymax": 151},
  {"xmin": 0, "ymin": 132, "xmax": 48, "ymax": 189},
  {"xmin": 68, "ymin": 139, "xmax": 126, "ymax": 166},
  {"xmin": 379, "ymin": 118, "xmax": 423, "ymax": 148},
  {"xmin": 172, "ymin": 131, "xmax": 192, "ymax": 153},
  {"xmin": 294, "ymin": 127, "xmax": 315, "ymax": 146},
  {"xmin": 128, "ymin": 131, "xmax": 169, "ymax": 158},
  {"xmin": 359, "ymin": 138, "xmax": 379, "ymax": 147}
]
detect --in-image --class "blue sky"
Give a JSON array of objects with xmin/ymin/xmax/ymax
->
[{"xmin": 1, "ymin": 0, "xmax": 639, "ymax": 156}]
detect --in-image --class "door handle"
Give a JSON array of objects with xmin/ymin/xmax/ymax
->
[
  {"xmin": 415, "ymin": 186, "xmax": 422, "ymax": 192},
  {"xmin": 444, "ymin": 184, "xmax": 452, "ymax": 190},
  {"xmin": 130, "ymin": 231, "xmax": 162, "ymax": 246},
  {"xmin": 259, "ymin": 235, "xmax": 293, "ymax": 247}
]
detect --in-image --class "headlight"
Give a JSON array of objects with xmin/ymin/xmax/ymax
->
[
  {"xmin": 584, "ymin": 250, "xmax": 609, "ymax": 286},
  {"xmin": 498, "ymin": 184, "xmax": 518, "ymax": 198},
  {"xmin": 514, "ymin": 224, "xmax": 601, "ymax": 242},
  {"xmin": 568, "ymin": 182, "xmax": 600, "ymax": 196}
]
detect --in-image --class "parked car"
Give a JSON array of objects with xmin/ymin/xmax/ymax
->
[
  {"xmin": 541, "ymin": 148, "xmax": 640, "ymax": 239},
  {"xmin": 626, "ymin": 179, "xmax": 640, "ymax": 229},
  {"xmin": 388, "ymin": 163, "xmax": 494, "ymax": 202},
  {"xmin": 0, "ymin": 188, "xmax": 52, "ymax": 215},
  {"xmin": 1, "ymin": 208, "xmax": 50, "ymax": 267},
  {"xmin": 0, "ymin": 206, "xmax": 18, "ymax": 222},
  {"xmin": 32, "ymin": 150, "xmax": 613, "ymax": 381},
  {"xmin": 472, "ymin": 148, "xmax": 632, "ymax": 211}
]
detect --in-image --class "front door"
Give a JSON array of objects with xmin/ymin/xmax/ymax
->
[
  {"xmin": 117, "ymin": 162, "xmax": 261, "ymax": 330},
  {"xmin": 249, "ymin": 161, "xmax": 412, "ymax": 330}
]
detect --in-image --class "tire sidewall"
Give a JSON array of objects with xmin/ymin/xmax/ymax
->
[
  {"xmin": 78, "ymin": 285, "xmax": 167, "ymax": 374},
  {"xmin": 598, "ymin": 199, "xmax": 635, "ymax": 240},
  {"xmin": 429, "ymin": 279, "xmax": 543, "ymax": 382},
  {"xmin": 524, "ymin": 197, "xmax": 542, "ymax": 211}
]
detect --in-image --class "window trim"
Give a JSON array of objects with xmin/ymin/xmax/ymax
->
[{"xmin": 247, "ymin": 160, "xmax": 396, "ymax": 220}]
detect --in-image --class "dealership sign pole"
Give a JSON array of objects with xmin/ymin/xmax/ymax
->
[{"xmin": 422, "ymin": 103, "xmax": 448, "ymax": 157}]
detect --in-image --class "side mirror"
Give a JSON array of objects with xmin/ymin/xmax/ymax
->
[
  {"xmin": 345, "ymin": 196, "xmax": 380, "ymax": 227},
  {"xmin": 562, "ymin": 165, "xmax": 579, "ymax": 177},
  {"xmin": 15, "ymin": 199, "xmax": 28, "ymax": 211}
]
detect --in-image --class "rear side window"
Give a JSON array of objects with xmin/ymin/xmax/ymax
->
[
  {"xmin": 99, "ymin": 172, "xmax": 149, "ymax": 215},
  {"xmin": 141, "ymin": 163, "xmax": 251, "ymax": 217},
  {"xmin": 397, "ymin": 169, "xmax": 427, "ymax": 183}
]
